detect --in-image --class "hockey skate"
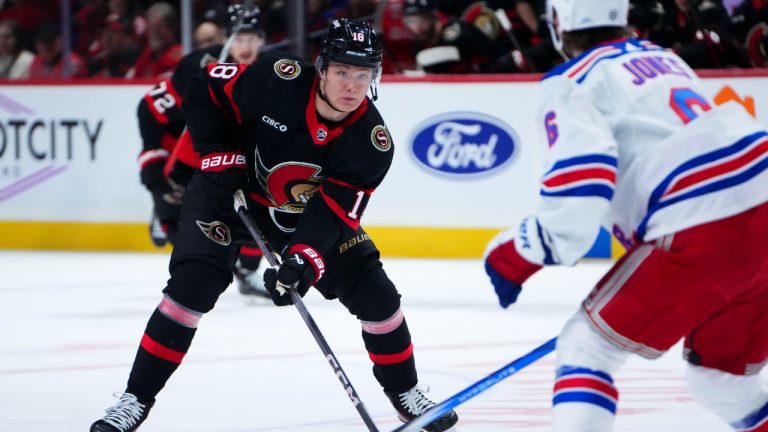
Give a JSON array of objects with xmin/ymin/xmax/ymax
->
[
  {"xmin": 385, "ymin": 386, "xmax": 459, "ymax": 432},
  {"xmin": 234, "ymin": 258, "xmax": 270, "ymax": 299},
  {"xmin": 90, "ymin": 392, "xmax": 154, "ymax": 432},
  {"xmin": 148, "ymin": 210, "xmax": 168, "ymax": 247}
]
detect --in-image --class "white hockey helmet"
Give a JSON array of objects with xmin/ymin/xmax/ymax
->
[{"xmin": 546, "ymin": 0, "xmax": 629, "ymax": 56}]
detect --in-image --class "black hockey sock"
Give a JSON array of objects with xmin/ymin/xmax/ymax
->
[
  {"xmin": 126, "ymin": 309, "xmax": 197, "ymax": 400},
  {"xmin": 363, "ymin": 318, "xmax": 418, "ymax": 393}
]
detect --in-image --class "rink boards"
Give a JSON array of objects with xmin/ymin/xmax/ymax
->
[{"xmin": 0, "ymin": 71, "xmax": 766, "ymax": 257}]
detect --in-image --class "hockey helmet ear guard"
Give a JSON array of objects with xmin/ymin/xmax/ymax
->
[
  {"xmin": 546, "ymin": 0, "xmax": 629, "ymax": 57},
  {"xmin": 317, "ymin": 18, "xmax": 383, "ymax": 100}
]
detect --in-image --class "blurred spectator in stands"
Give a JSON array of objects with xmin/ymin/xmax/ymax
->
[
  {"xmin": 0, "ymin": 0, "xmax": 57, "ymax": 39},
  {"xmin": 655, "ymin": 0, "xmax": 750, "ymax": 68},
  {"xmin": 0, "ymin": 19, "xmax": 34, "ymax": 78},
  {"xmin": 345, "ymin": 0, "xmax": 377, "ymax": 19},
  {"xmin": 629, "ymin": 0, "xmax": 667, "ymax": 39},
  {"xmin": 129, "ymin": 2, "xmax": 181, "ymax": 79},
  {"xmin": 401, "ymin": 0, "xmax": 506, "ymax": 73},
  {"xmin": 87, "ymin": 14, "xmax": 140, "ymax": 77},
  {"xmin": 28, "ymin": 23, "xmax": 88, "ymax": 78},
  {"xmin": 729, "ymin": 0, "xmax": 768, "ymax": 66},
  {"xmin": 74, "ymin": 0, "xmax": 145, "ymax": 59},
  {"xmin": 194, "ymin": 10, "xmax": 226, "ymax": 49}
]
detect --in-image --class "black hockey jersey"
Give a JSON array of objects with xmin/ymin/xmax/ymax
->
[
  {"xmin": 183, "ymin": 51, "xmax": 394, "ymax": 258},
  {"xmin": 137, "ymin": 44, "xmax": 222, "ymax": 154}
]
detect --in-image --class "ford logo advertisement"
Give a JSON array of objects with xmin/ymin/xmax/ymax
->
[{"xmin": 408, "ymin": 112, "xmax": 519, "ymax": 177}]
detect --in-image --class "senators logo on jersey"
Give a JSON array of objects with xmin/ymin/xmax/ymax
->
[
  {"xmin": 256, "ymin": 159, "xmax": 324, "ymax": 212},
  {"xmin": 274, "ymin": 59, "xmax": 302, "ymax": 80},
  {"xmin": 371, "ymin": 125, "xmax": 391, "ymax": 152}
]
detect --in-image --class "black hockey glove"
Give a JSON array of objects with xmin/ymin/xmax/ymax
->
[
  {"xmin": 263, "ymin": 252, "xmax": 316, "ymax": 306},
  {"xmin": 197, "ymin": 152, "xmax": 249, "ymax": 214},
  {"xmin": 142, "ymin": 161, "xmax": 182, "ymax": 244}
]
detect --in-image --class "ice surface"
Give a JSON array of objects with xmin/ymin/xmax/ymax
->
[{"xmin": 0, "ymin": 251, "xmax": 752, "ymax": 431}]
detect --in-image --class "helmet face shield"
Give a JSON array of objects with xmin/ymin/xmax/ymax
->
[{"xmin": 318, "ymin": 18, "xmax": 383, "ymax": 100}]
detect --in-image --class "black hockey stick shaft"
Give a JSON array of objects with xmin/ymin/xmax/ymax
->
[{"xmin": 233, "ymin": 190, "xmax": 380, "ymax": 432}]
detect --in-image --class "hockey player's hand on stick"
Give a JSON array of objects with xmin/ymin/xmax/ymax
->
[
  {"xmin": 263, "ymin": 251, "xmax": 316, "ymax": 306},
  {"xmin": 484, "ymin": 228, "xmax": 542, "ymax": 308}
]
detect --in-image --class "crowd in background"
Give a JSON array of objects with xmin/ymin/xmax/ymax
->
[{"xmin": 0, "ymin": 0, "xmax": 765, "ymax": 80}]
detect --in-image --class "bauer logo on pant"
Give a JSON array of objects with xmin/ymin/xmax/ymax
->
[{"xmin": 195, "ymin": 220, "xmax": 231, "ymax": 245}]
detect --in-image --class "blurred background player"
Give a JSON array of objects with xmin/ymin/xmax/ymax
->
[
  {"xmin": 137, "ymin": 4, "xmax": 268, "ymax": 298},
  {"xmin": 91, "ymin": 18, "xmax": 458, "ymax": 432},
  {"xmin": 400, "ymin": 0, "xmax": 507, "ymax": 73},
  {"xmin": 484, "ymin": 0, "xmax": 768, "ymax": 431}
]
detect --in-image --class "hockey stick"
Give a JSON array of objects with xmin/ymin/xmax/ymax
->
[
  {"xmin": 232, "ymin": 190, "xmax": 381, "ymax": 432},
  {"xmin": 391, "ymin": 337, "xmax": 557, "ymax": 432},
  {"xmin": 494, "ymin": 9, "xmax": 536, "ymax": 72},
  {"xmin": 219, "ymin": 0, "xmax": 255, "ymax": 62}
]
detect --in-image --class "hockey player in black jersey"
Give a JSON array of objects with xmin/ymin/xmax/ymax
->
[
  {"xmin": 136, "ymin": 5, "xmax": 268, "ymax": 297},
  {"xmin": 90, "ymin": 18, "xmax": 459, "ymax": 432}
]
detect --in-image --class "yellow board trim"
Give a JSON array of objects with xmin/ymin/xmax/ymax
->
[{"xmin": 0, "ymin": 221, "xmax": 503, "ymax": 257}]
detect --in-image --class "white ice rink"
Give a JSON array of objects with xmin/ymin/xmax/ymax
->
[{"xmin": 1, "ymin": 251, "xmax": 756, "ymax": 432}]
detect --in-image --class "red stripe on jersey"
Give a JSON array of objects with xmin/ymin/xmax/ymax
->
[
  {"xmin": 140, "ymin": 333, "xmax": 185, "ymax": 364},
  {"xmin": 165, "ymin": 131, "xmax": 201, "ymax": 177},
  {"xmin": 663, "ymin": 138, "xmax": 768, "ymax": 197},
  {"xmin": 249, "ymin": 191, "xmax": 275, "ymax": 207},
  {"xmin": 240, "ymin": 245, "xmax": 263, "ymax": 257},
  {"xmin": 222, "ymin": 64, "xmax": 248, "ymax": 123},
  {"xmin": 543, "ymin": 168, "xmax": 617, "ymax": 188},
  {"xmin": 554, "ymin": 377, "xmax": 619, "ymax": 400},
  {"xmin": 567, "ymin": 46, "xmax": 619, "ymax": 78},
  {"xmin": 368, "ymin": 343, "xmax": 414, "ymax": 365},
  {"xmin": 318, "ymin": 185, "xmax": 364, "ymax": 230},
  {"xmin": 325, "ymin": 177, "xmax": 375, "ymax": 194},
  {"xmin": 160, "ymin": 132, "xmax": 177, "ymax": 152},
  {"xmin": 207, "ymin": 85, "xmax": 222, "ymax": 109}
]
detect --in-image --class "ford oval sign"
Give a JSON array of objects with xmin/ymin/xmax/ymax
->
[{"xmin": 409, "ymin": 112, "xmax": 518, "ymax": 177}]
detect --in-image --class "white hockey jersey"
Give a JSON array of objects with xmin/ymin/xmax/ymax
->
[{"xmin": 513, "ymin": 38, "xmax": 768, "ymax": 267}]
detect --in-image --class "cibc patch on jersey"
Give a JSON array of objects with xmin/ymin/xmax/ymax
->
[
  {"xmin": 273, "ymin": 59, "xmax": 302, "ymax": 80},
  {"xmin": 370, "ymin": 125, "xmax": 392, "ymax": 152}
]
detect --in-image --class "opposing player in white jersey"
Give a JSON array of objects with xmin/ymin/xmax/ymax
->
[{"xmin": 484, "ymin": 0, "xmax": 768, "ymax": 431}]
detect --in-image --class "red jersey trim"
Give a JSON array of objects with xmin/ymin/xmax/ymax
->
[
  {"xmin": 305, "ymin": 77, "xmax": 369, "ymax": 145},
  {"xmin": 318, "ymin": 184, "xmax": 365, "ymax": 231},
  {"xmin": 222, "ymin": 64, "xmax": 248, "ymax": 123},
  {"xmin": 325, "ymin": 177, "xmax": 375, "ymax": 194}
]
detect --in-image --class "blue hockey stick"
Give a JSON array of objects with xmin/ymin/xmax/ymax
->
[{"xmin": 392, "ymin": 337, "xmax": 557, "ymax": 432}]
